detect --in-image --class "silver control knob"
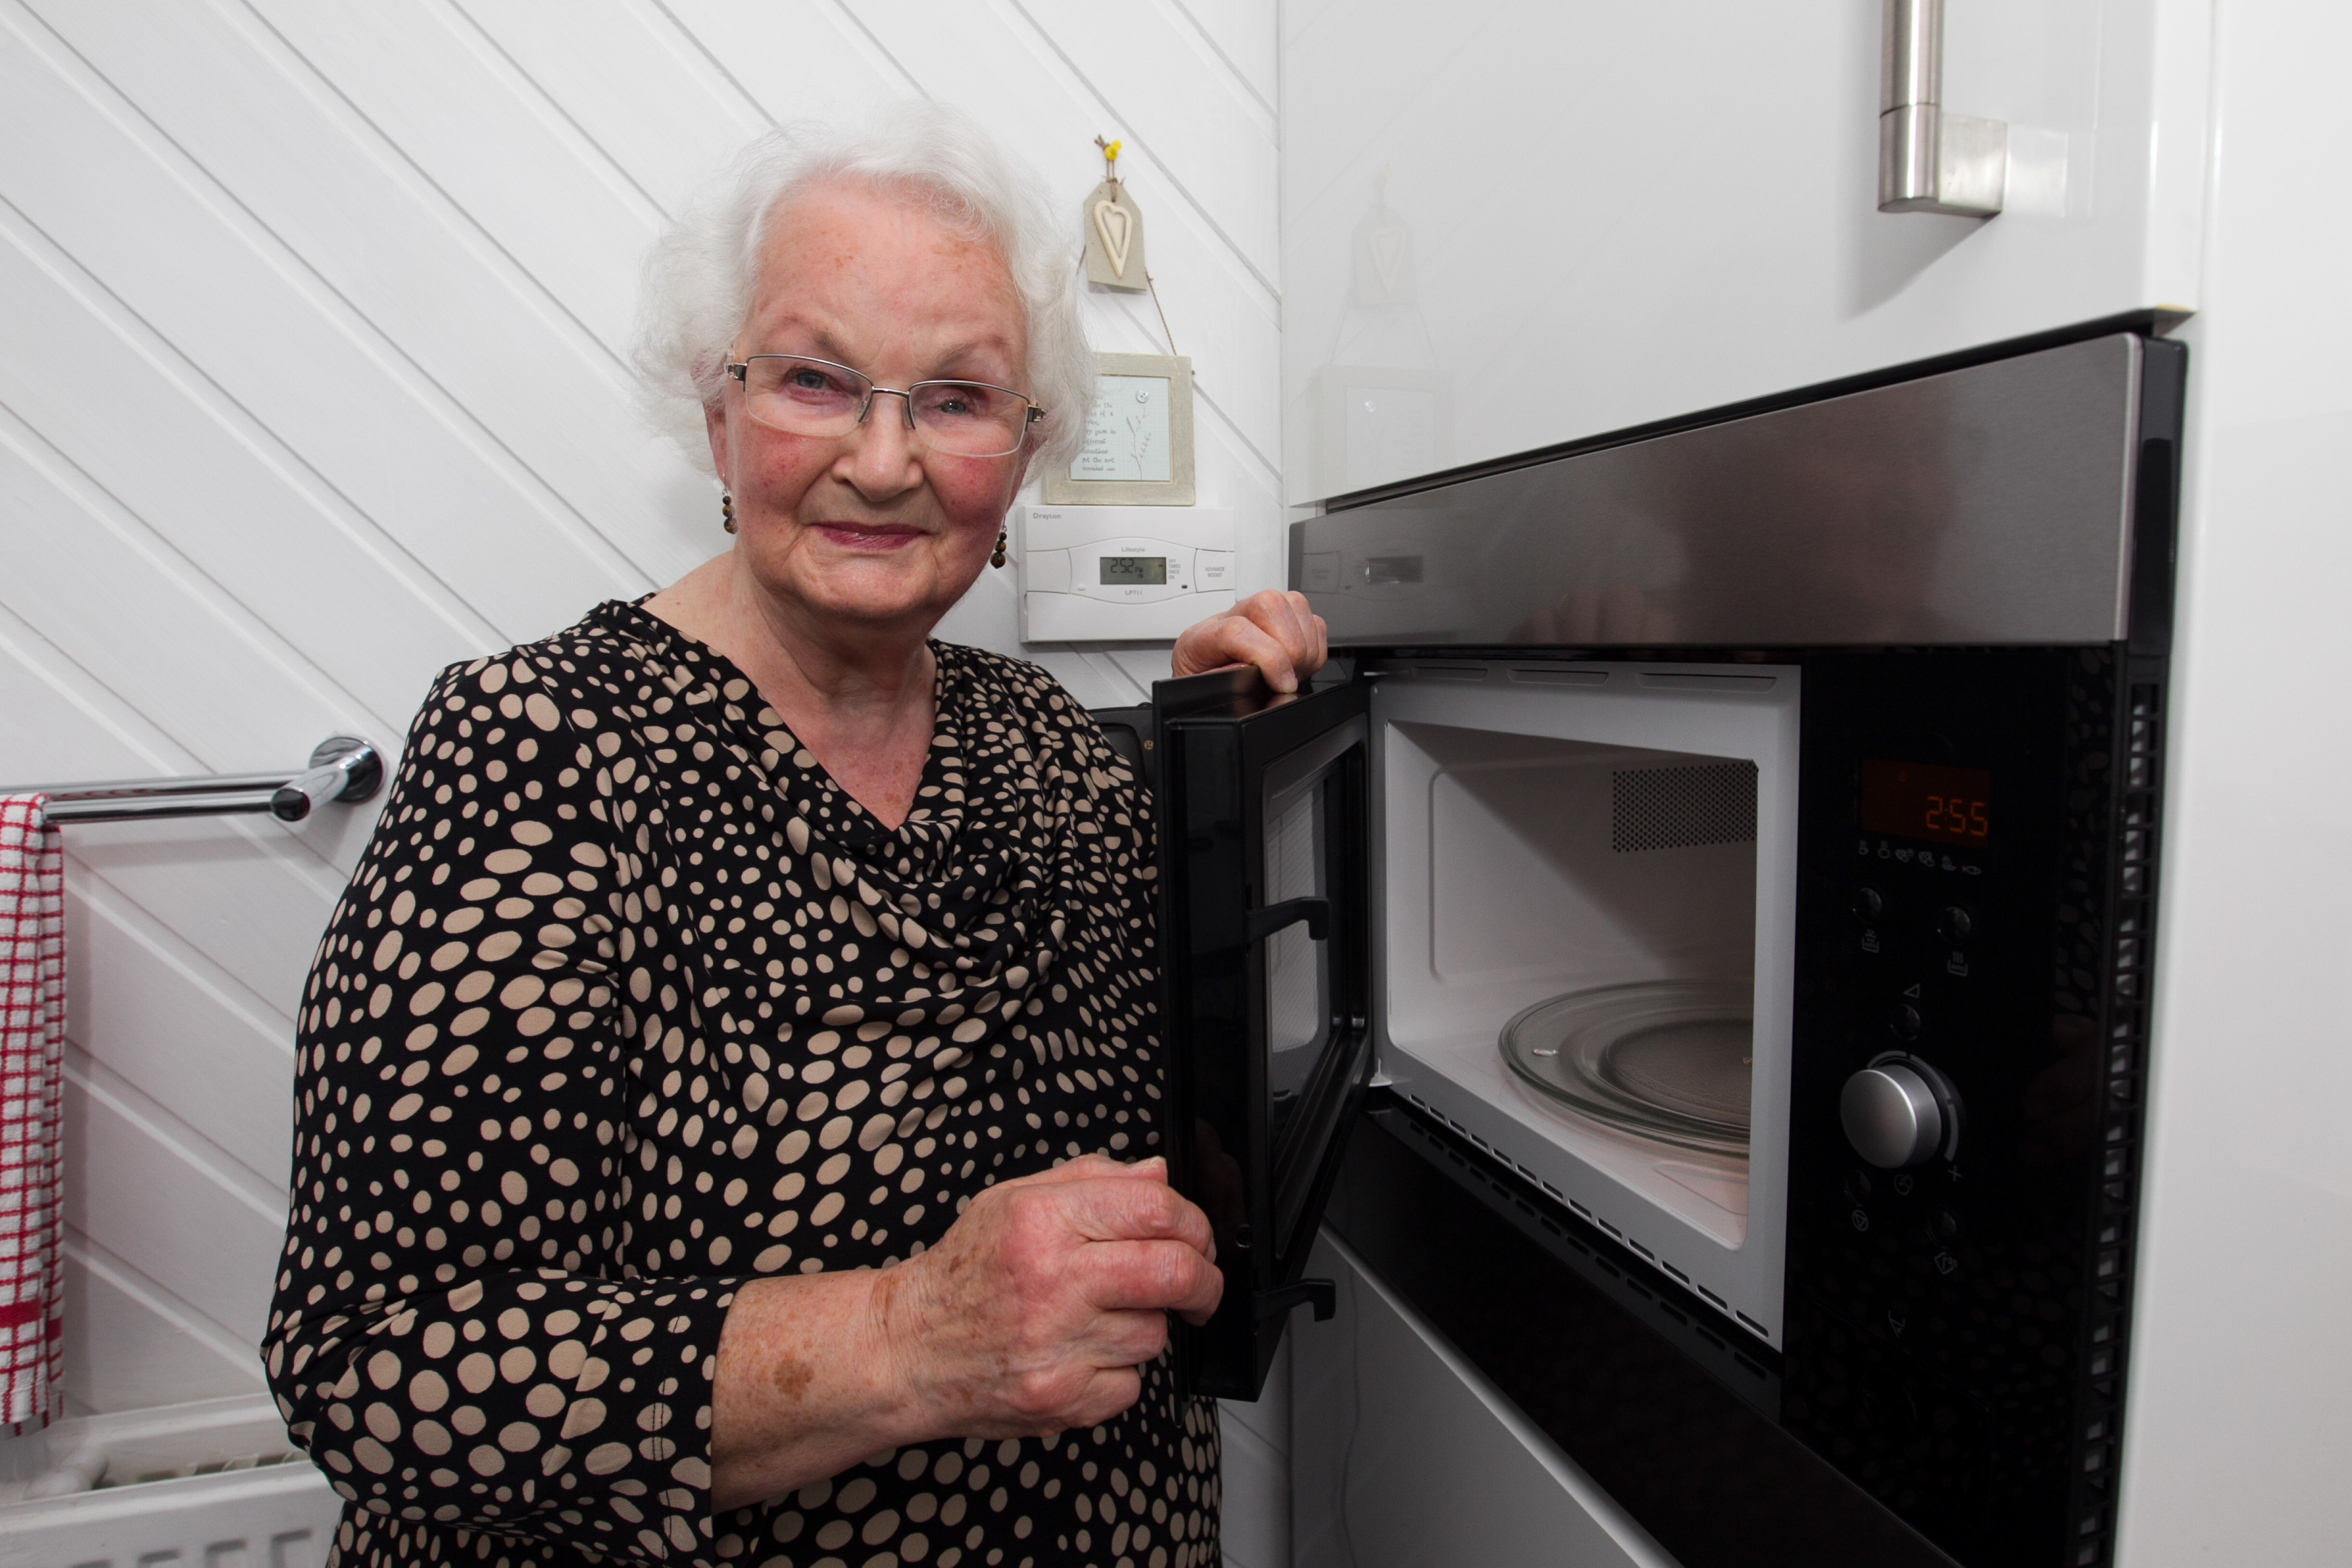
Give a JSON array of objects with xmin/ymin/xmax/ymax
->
[{"xmin": 1841, "ymin": 1061, "xmax": 1948, "ymax": 1169}]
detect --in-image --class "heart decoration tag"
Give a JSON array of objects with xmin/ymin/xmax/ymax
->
[
  {"xmin": 1352, "ymin": 199, "xmax": 1417, "ymax": 306},
  {"xmin": 1370, "ymin": 229, "xmax": 1408, "ymax": 295},
  {"xmin": 1082, "ymin": 178, "xmax": 1148, "ymax": 293},
  {"xmin": 1093, "ymin": 200, "xmax": 1135, "ymax": 277}
]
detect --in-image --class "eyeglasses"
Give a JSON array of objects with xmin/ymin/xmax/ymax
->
[{"xmin": 724, "ymin": 354, "xmax": 1045, "ymax": 459}]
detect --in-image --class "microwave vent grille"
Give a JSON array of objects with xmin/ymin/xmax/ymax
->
[{"xmin": 1611, "ymin": 762, "xmax": 1757, "ymax": 853}]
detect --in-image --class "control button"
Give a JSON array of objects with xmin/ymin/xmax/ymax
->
[
  {"xmin": 1852, "ymin": 887, "xmax": 1885, "ymax": 923},
  {"xmin": 1935, "ymin": 1209, "xmax": 1962, "ymax": 1242},
  {"xmin": 1022, "ymin": 547, "xmax": 1071, "ymax": 595},
  {"xmin": 1845, "ymin": 1168, "xmax": 1874, "ymax": 1204},
  {"xmin": 1889, "ymin": 1003, "xmax": 1923, "ymax": 1040},
  {"xmin": 1842, "ymin": 1060, "xmax": 1953, "ymax": 1169},
  {"xmin": 1937, "ymin": 906, "xmax": 1974, "ymax": 945}
]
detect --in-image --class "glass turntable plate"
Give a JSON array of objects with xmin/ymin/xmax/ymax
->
[{"xmin": 1500, "ymin": 980, "xmax": 1752, "ymax": 1156}]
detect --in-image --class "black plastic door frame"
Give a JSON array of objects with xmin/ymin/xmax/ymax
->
[{"xmin": 1151, "ymin": 668, "xmax": 1376, "ymax": 1399}]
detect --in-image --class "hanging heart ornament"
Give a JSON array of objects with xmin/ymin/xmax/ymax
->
[
  {"xmin": 1371, "ymin": 229, "xmax": 1408, "ymax": 295},
  {"xmin": 1092, "ymin": 199, "xmax": 1135, "ymax": 278}
]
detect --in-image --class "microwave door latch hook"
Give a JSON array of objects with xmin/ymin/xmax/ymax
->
[
  {"xmin": 1254, "ymin": 1278, "xmax": 1337, "ymax": 1323},
  {"xmin": 1246, "ymin": 897, "xmax": 1330, "ymax": 946}
]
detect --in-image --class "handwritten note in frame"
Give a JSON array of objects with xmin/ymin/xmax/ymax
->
[{"xmin": 1042, "ymin": 352, "xmax": 1196, "ymax": 506}]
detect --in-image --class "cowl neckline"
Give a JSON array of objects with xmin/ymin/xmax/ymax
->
[{"xmin": 584, "ymin": 597, "xmax": 1071, "ymax": 1008}]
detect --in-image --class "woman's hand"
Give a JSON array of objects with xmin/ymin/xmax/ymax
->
[
  {"xmin": 710, "ymin": 1155, "xmax": 1220, "ymax": 1509},
  {"xmin": 879, "ymin": 1156, "xmax": 1221, "ymax": 1434},
  {"xmin": 1172, "ymin": 589, "xmax": 1330, "ymax": 694}
]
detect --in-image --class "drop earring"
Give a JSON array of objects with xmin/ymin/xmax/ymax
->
[
  {"xmin": 990, "ymin": 526, "xmax": 1008, "ymax": 568},
  {"xmin": 722, "ymin": 493, "xmax": 736, "ymax": 534}
]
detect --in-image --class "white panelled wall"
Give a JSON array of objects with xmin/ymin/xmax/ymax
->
[{"xmin": 0, "ymin": 0, "xmax": 1286, "ymax": 1554}]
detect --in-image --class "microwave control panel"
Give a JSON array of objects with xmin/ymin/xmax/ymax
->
[
  {"xmin": 1018, "ymin": 504, "xmax": 1236, "ymax": 641},
  {"xmin": 1787, "ymin": 648, "xmax": 2150, "ymax": 1568}
]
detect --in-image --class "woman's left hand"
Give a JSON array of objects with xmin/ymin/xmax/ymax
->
[{"xmin": 1172, "ymin": 589, "xmax": 1330, "ymax": 694}]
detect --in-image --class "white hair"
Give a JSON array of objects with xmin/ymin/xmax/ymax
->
[{"xmin": 633, "ymin": 103, "xmax": 1092, "ymax": 478}]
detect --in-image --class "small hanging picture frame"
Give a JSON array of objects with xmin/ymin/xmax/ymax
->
[{"xmin": 1042, "ymin": 351, "xmax": 1196, "ymax": 506}]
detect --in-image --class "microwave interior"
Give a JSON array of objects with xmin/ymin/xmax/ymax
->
[{"xmin": 1357, "ymin": 661, "xmax": 1800, "ymax": 1344}]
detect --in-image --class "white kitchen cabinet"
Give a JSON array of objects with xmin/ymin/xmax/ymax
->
[
  {"xmin": 1289, "ymin": 1233, "xmax": 1677, "ymax": 1568},
  {"xmin": 1279, "ymin": 0, "xmax": 2212, "ymax": 502}
]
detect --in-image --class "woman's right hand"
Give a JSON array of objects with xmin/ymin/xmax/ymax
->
[
  {"xmin": 711, "ymin": 1154, "xmax": 1222, "ymax": 1509},
  {"xmin": 877, "ymin": 1155, "xmax": 1223, "ymax": 1437}
]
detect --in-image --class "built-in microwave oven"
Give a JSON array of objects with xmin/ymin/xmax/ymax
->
[{"xmin": 1137, "ymin": 327, "xmax": 2184, "ymax": 1568}]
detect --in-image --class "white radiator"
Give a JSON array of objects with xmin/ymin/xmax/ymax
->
[{"xmin": 0, "ymin": 1397, "xmax": 341, "ymax": 1568}]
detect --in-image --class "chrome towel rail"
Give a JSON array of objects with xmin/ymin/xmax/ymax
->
[{"xmin": 9, "ymin": 736, "xmax": 384, "ymax": 825}]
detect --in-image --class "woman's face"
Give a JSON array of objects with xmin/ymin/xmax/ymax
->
[{"xmin": 707, "ymin": 180, "xmax": 1033, "ymax": 635}]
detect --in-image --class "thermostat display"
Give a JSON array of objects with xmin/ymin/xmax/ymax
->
[
  {"xmin": 1101, "ymin": 556, "xmax": 1169, "ymax": 586},
  {"xmin": 1018, "ymin": 505, "xmax": 1236, "ymax": 642}
]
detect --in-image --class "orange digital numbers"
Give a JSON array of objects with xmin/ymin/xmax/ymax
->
[
  {"xmin": 1922, "ymin": 794, "xmax": 1993, "ymax": 838},
  {"xmin": 1859, "ymin": 759, "xmax": 1993, "ymax": 845}
]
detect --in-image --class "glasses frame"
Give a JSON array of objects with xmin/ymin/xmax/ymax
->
[{"xmin": 724, "ymin": 354, "xmax": 1047, "ymax": 459}]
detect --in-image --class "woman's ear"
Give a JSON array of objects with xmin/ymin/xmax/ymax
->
[
  {"xmin": 703, "ymin": 396, "xmax": 732, "ymax": 488},
  {"xmin": 1003, "ymin": 442, "xmax": 1035, "ymax": 510}
]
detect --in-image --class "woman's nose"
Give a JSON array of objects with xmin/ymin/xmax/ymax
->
[{"xmin": 837, "ymin": 391, "xmax": 925, "ymax": 497}]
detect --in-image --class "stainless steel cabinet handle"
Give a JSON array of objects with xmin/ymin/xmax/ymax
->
[{"xmin": 1879, "ymin": 0, "xmax": 2006, "ymax": 217}]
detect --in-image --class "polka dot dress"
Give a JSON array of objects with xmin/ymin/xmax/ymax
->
[{"xmin": 264, "ymin": 600, "xmax": 1222, "ymax": 1568}]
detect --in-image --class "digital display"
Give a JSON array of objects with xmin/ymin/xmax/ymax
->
[
  {"xmin": 1364, "ymin": 555, "xmax": 1424, "ymax": 585},
  {"xmin": 1859, "ymin": 759, "xmax": 1991, "ymax": 844},
  {"xmin": 1099, "ymin": 555, "xmax": 1167, "ymax": 585}
]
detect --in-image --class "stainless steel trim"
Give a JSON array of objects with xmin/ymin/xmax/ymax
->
[
  {"xmin": 18, "ymin": 736, "xmax": 385, "ymax": 825},
  {"xmin": 29, "ymin": 771, "xmax": 292, "ymax": 799},
  {"xmin": 1290, "ymin": 334, "xmax": 2144, "ymax": 648},
  {"xmin": 41, "ymin": 789, "xmax": 287, "ymax": 824},
  {"xmin": 1881, "ymin": 0, "xmax": 1939, "ymax": 111},
  {"xmin": 1879, "ymin": 0, "xmax": 2006, "ymax": 216}
]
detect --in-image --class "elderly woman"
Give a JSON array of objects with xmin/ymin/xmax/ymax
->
[{"xmin": 264, "ymin": 106, "xmax": 1324, "ymax": 1568}]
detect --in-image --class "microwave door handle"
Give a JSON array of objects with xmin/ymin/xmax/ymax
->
[
  {"xmin": 1246, "ymin": 891, "xmax": 1351, "ymax": 1237},
  {"xmin": 1245, "ymin": 897, "xmax": 1329, "ymax": 946}
]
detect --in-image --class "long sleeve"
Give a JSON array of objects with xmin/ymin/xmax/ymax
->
[
  {"xmin": 266, "ymin": 607, "xmax": 1221, "ymax": 1568},
  {"xmin": 264, "ymin": 654, "xmax": 737, "ymax": 1564}
]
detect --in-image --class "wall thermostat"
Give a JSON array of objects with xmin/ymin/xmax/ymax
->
[{"xmin": 1017, "ymin": 505, "xmax": 1236, "ymax": 641}]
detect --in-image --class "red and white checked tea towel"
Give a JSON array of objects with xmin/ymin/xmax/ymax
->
[{"xmin": 0, "ymin": 794, "xmax": 64, "ymax": 1432}]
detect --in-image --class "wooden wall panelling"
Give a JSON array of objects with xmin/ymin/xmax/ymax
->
[
  {"xmin": 66, "ymin": 870, "xmax": 299, "ymax": 1182},
  {"xmin": 1164, "ymin": 0, "xmax": 1278, "ymax": 113},
  {"xmin": 64, "ymin": 1044, "xmax": 285, "ymax": 1352},
  {"xmin": 1021, "ymin": 0, "xmax": 1280, "ymax": 281},
  {"xmin": 447, "ymin": 0, "xmax": 772, "ymax": 214},
  {"xmin": 64, "ymin": 1233, "xmax": 270, "ymax": 1412},
  {"xmin": 0, "ymin": 219, "xmax": 481, "ymax": 732},
  {"xmin": 629, "ymin": 0, "xmax": 910, "ymax": 128},
  {"xmin": 242, "ymin": 0, "xmax": 667, "ymax": 353},
  {"xmin": 0, "ymin": 412, "xmax": 367, "ymax": 782},
  {"xmin": 19, "ymin": 0, "xmax": 701, "ymax": 613}
]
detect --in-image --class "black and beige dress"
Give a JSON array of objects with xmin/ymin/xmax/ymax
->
[{"xmin": 264, "ymin": 600, "xmax": 1219, "ymax": 1568}]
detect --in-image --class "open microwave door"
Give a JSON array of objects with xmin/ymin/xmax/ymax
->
[{"xmin": 1153, "ymin": 668, "xmax": 1373, "ymax": 1400}]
